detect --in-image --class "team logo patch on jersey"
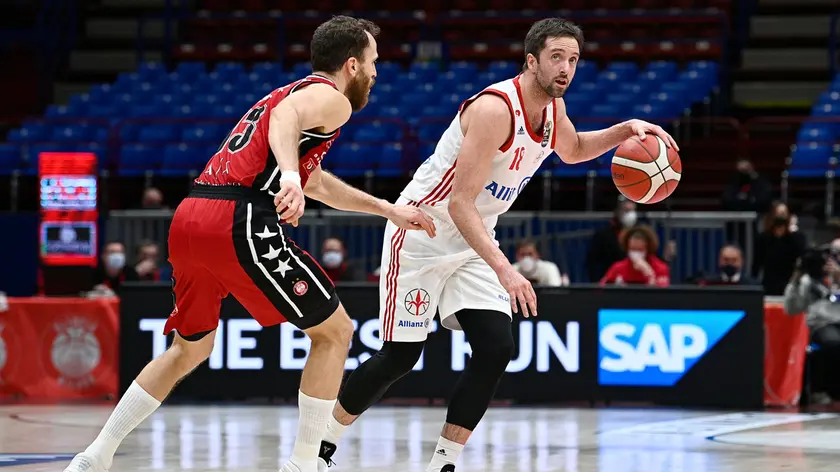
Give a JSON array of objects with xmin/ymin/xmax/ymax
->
[
  {"xmin": 404, "ymin": 288, "xmax": 431, "ymax": 316},
  {"xmin": 293, "ymin": 280, "xmax": 309, "ymax": 296},
  {"xmin": 542, "ymin": 121, "xmax": 552, "ymax": 147}
]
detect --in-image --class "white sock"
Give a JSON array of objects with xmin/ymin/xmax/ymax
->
[
  {"xmin": 426, "ymin": 437, "xmax": 464, "ymax": 471},
  {"xmin": 290, "ymin": 390, "xmax": 334, "ymax": 466},
  {"xmin": 84, "ymin": 381, "xmax": 161, "ymax": 467},
  {"xmin": 323, "ymin": 415, "xmax": 348, "ymax": 445}
]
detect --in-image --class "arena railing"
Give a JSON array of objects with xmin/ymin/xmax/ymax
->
[
  {"xmin": 142, "ymin": 9, "xmax": 730, "ymax": 70},
  {"xmin": 13, "ymin": 115, "xmax": 827, "ymax": 215},
  {"xmin": 106, "ymin": 209, "xmax": 757, "ymax": 284}
]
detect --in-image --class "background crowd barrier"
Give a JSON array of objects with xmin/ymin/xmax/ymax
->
[
  {"xmin": 0, "ymin": 285, "xmax": 809, "ymax": 408},
  {"xmin": 120, "ymin": 283, "xmax": 766, "ymax": 409},
  {"xmin": 106, "ymin": 210, "xmax": 758, "ymax": 285}
]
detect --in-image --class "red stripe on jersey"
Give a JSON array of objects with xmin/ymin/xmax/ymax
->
[{"xmin": 459, "ymin": 88, "xmax": 516, "ymax": 153}]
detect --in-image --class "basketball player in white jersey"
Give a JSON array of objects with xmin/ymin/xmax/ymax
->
[{"xmin": 318, "ymin": 18, "xmax": 678, "ymax": 471}]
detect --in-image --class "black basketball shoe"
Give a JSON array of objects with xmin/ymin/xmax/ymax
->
[
  {"xmin": 318, "ymin": 440, "xmax": 337, "ymax": 467},
  {"xmin": 440, "ymin": 465, "xmax": 456, "ymax": 472}
]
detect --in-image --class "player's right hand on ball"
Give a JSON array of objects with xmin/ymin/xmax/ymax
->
[
  {"xmin": 497, "ymin": 266, "xmax": 537, "ymax": 318},
  {"xmin": 274, "ymin": 176, "xmax": 305, "ymax": 227}
]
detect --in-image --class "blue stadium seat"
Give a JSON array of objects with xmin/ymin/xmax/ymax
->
[
  {"xmin": 119, "ymin": 144, "xmax": 163, "ymax": 176},
  {"xmin": 45, "ymin": 104, "xmax": 85, "ymax": 119},
  {"xmin": 790, "ymin": 142, "xmax": 833, "ymax": 177},
  {"xmin": 378, "ymin": 143, "xmax": 403, "ymax": 176},
  {"xmin": 607, "ymin": 62, "xmax": 639, "ymax": 74},
  {"xmin": 214, "ymin": 62, "xmax": 246, "ymax": 81},
  {"xmin": 605, "ymin": 93, "xmax": 638, "ymax": 108},
  {"xmin": 376, "ymin": 62, "xmax": 401, "ymax": 83},
  {"xmin": 139, "ymin": 125, "xmax": 179, "ymax": 142},
  {"xmin": 417, "ymin": 121, "xmax": 449, "ymax": 142},
  {"xmin": 183, "ymin": 124, "xmax": 223, "ymax": 142},
  {"xmin": 563, "ymin": 95, "xmax": 592, "ymax": 118},
  {"xmin": 354, "ymin": 120, "xmax": 403, "ymax": 142},
  {"xmin": 51, "ymin": 125, "xmax": 93, "ymax": 142},
  {"xmin": 401, "ymin": 92, "xmax": 429, "ymax": 110},
  {"xmin": 160, "ymin": 143, "xmax": 208, "ymax": 177},
  {"xmin": 0, "ymin": 144, "xmax": 21, "ymax": 173},
  {"xmin": 487, "ymin": 61, "xmax": 519, "ymax": 78},
  {"xmin": 331, "ymin": 143, "xmax": 377, "ymax": 177},
  {"xmin": 818, "ymin": 91, "xmax": 840, "ymax": 105},
  {"xmin": 645, "ymin": 61, "xmax": 678, "ymax": 79},
  {"xmin": 252, "ymin": 62, "xmax": 281, "ymax": 77},
  {"xmin": 797, "ymin": 123, "xmax": 835, "ymax": 143},
  {"xmin": 812, "ymin": 103, "xmax": 840, "ymax": 116},
  {"xmin": 409, "ymin": 62, "xmax": 439, "ymax": 83},
  {"xmin": 476, "ymin": 71, "xmax": 505, "ymax": 87},
  {"xmin": 137, "ymin": 62, "xmax": 166, "ymax": 82},
  {"xmin": 420, "ymin": 105, "xmax": 450, "ymax": 117},
  {"xmin": 75, "ymin": 143, "xmax": 106, "ymax": 164},
  {"xmin": 8, "ymin": 123, "xmax": 49, "ymax": 142},
  {"xmin": 212, "ymin": 104, "xmax": 240, "ymax": 119},
  {"xmin": 291, "ymin": 63, "xmax": 311, "ymax": 76},
  {"xmin": 632, "ymin": 104, "xmax": 669, "ymax": 121},
  {"xmin": 175, "ymin": 62, "xmax": 206, "ymax": 79}
]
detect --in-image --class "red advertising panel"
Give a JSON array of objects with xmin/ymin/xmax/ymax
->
[{"xmin": 38, "ymin": 152, "xmax": 99, "ymax": 267}]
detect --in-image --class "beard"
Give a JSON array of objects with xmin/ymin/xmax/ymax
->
[
  {"xmin": 536, "ymin": 70, "xmax": 568, "ymax": 98},
  {"xmin": 346, "ymin": 71, "xmax": 374, "ymax": 112}
]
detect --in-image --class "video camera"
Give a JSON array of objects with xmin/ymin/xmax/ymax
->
[{"xmin": 799, "ymin": 243, "xmax": 836, "ymax": 281}]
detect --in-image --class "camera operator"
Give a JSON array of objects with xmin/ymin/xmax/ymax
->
[{"xmin": 784, "ymin": 239, "xmax": 840, "ymax": 403}]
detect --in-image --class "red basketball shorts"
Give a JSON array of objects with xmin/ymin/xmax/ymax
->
[{"xmin": 163, "ymin": 185, "xmax": 340, "ymax": 338}]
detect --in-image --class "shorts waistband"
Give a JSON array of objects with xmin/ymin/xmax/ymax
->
[{"xmin": 189, "ymin": 184, "xmax": 259, "ymax": 200}]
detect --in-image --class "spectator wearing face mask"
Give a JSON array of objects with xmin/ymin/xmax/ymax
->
[
  {"xmin": 753, "ymin": 201, "xmax": 807, "ymax": 295},
  {"xmin": 321, "ymin": 237, "xmax": 364, "ymax": 282},
  {"xmin": 140, "ymin": 187, "xmax": 167, "ymax": 210},
  {"xmin": 586, "ymin": 198, "xmax": 638, "ymax": 282},
  {"xmin": 512, "ymin": 240, "xmax": 567, "ymax": 287},
  {"xmin": 722, "ymin": 158, "xmax": 772, "ymax": 213},
  {"xmin": 92, "ymin": 241, "xmax": 140, "ymax": 292},
  {"xmin": 600, "ymin": 225, "xmax": 670, "ymax": 287},
  {"xmin": 697, "ymin": 244, "xmax": 759, "ymax": 286}
]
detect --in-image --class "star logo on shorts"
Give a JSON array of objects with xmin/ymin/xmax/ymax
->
[
  {"xmin": 262, "ymin": 245, "xmax": 282, "ymax": 261},
  {"xmin": 255, "ymin": 225, "xmax": 277, "ymax": 239},
  {"xmin": 404, "ymin": 288, "xmax": 430, "ymax": 317},
  {"xmin": 273, "ymin": 258, "xmax": 292, "ymax": 277}
]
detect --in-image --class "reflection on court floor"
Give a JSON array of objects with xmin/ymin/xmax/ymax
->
[{"xmin": 1, "ymin": 406, "xmax": 838, "ymax": 471}]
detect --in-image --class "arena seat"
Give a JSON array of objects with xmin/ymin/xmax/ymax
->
[{"xmin": 5, "ymin": 57, "xmax": 719, "ymax": 176}]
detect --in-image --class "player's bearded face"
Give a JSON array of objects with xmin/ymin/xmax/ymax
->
[
  {"xmin": 536, "ymin": 63, "xmax": 569, "ymax": 98},
  {"xmin": 346, "ymin": 68, "xmax": 374, "ymax": 112}
]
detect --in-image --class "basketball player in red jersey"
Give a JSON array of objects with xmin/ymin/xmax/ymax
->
[{"xmin": 63, "ymin": 16, "xmax": 435, "ymax": 472}]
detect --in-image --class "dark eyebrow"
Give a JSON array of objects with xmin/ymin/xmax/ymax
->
[{"xmin": 550, "ymin": 47, "xmax": 580, "ymax": 57}]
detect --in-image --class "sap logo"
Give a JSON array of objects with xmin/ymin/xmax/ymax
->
[
  {"xmin": 0, "ymin": 455, "xmax": 76, "ymax": 467},
  {"xmin": 597, "ymin": 309, "xmax": 744, "ymax": 386},
  {"xmin": 485, "ymin": 176, "xmax": 532, "ymax": 202}
]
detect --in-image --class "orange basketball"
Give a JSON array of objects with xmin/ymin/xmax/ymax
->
[{"xmin": 611, "ymin": 134, "xmax": 681, "ymax": 204}]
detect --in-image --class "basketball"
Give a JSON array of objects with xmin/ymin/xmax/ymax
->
[{"xmin": 611, "ymin": 134, "xmax": 682, "ymax": 204}]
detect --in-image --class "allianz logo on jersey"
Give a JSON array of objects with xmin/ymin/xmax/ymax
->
[
  {"xmin": 485, "ymin": 176, "xmax": 531, "ymax": 202},
  {"xmin": 597, "ymin": 309, "xmax": 744, "ymax": 387}
]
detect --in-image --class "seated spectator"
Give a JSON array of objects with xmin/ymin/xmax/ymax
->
[
  {"xmin": 696, "ymin": 244, "xmax": 759, "ymax": 286},
  {"xmin": 321, "ymin": 237, "xmax": 364, "ymax": 282},
  {"xmin": 586, "ymin": 197, "xmax": 637, "ymax": 282},
  {"xmin": 512, "ymin": 240, "xmax": 566, "ymax": 286},
  {"xmin": 600, "ymin": 226, "xmax": 670, "ymax": 287},
  {"xmin": 134, "ymin": 240, "xmax": 163, "ymax": 282},
  {"xmin": 92, "ymin": 242, "xmax": 140, "ymax": 293}
]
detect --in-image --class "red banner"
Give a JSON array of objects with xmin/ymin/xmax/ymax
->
[
  {"xmin": 763, "ymin": 302, "xmax": 809, "ymax": 408},
  {"xmin": 0, "ymin": 297, "xmax": 119, "ymax": 400}
]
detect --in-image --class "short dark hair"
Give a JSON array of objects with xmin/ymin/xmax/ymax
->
[
  {"xmin": 310, "ymin": 15, "xmax": 380, "ymax": 74},
  {"xmin": 524, "ymin": 18, "xmax": 584, "ymax": 62}
]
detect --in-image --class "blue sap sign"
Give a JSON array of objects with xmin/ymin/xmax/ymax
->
[{"xmin": 598, "ymin": 309, "xmax": 745, "ymax": 387}]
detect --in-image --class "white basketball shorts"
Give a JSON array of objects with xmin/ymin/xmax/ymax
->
[{"xmin": 378, "ymin": 198, "xmax": 512, "ymax": 343}]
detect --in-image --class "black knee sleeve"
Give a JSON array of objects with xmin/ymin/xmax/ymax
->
[
  {"xmin": 446, "ymin": 309, "xmax": 514, "ymax": 430},
  {"xmin": 338, "ymin": 341, "xmax": 425, "ymax": 416}
]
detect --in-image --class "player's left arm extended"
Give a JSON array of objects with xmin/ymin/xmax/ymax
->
[
  {"xmin": 552, "ymin": 99, "xmax": 678, "ymax": 164},
  {"xmin": 303, "ymin": 166, "xmax": 393, "ymax": 217}
]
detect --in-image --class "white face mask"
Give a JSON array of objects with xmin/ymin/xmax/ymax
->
[
  {"xmin": 322, "ymin": 251, "xmax": 343, "ymax": 269},
  {"xmin": 628, "ymin": 250, "xmax": 646, "ymax": 261},
  {"xmin": 519, "ymin": 256, "xmax": 536, "ymax": 273},
  {"xmin": 620, "ymin": 211, "xmax": 637, "ymax": 228},
  {"xmin": 106, "ymin": 252, "xmax": 126, "ymax": 270}
]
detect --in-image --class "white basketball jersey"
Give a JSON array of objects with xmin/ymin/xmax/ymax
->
[{"xmin": 401, "ymin": 76, "xmax": 557, "ymax": 230}]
